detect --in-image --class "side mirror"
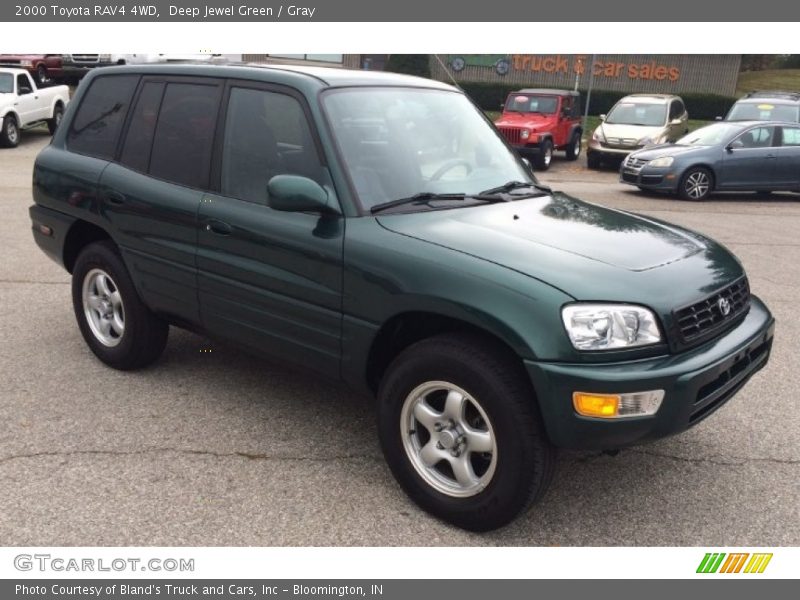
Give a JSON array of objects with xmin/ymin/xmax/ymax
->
[
  {"xmin": 715, "ymin": 116, "xmax": 723, "ymax": 121},
  {"xmin": 726, "ymin": 140, "xmax": 744, "ymax": 152},
  {"xmin": 670, "ymin": 118, "xmax": 683, "ymax": 126},
  {"xmin": 267, "ymin": 175, "xmax": 337, "ymax": 214},
  {"xmin": 599, "ymin": 114, "xmax": 607, "ymax": 122},
  {"xmin": 521, "ymin": 157, "xmax": 534, "ymax": 172},
  {"xmin": 18, "ymin": 86, "xmax": 32, "ymax": 95},
  {"xmin": 499, "ymin": 103, "xmax": 505, "ymax": 111}
]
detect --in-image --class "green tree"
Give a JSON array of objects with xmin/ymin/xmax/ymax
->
[{"xmin": 385, "ymin": 54, "xmax": 431, "ymax": 78}]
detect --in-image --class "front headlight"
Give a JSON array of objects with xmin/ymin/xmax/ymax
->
[
  {"xmin": 561, "ymin": 304, "xmax": 662, "ymax": 351},
  {"xmin": 648, "ymin": 156, "xmax": 674, "ymax": 168},
  {"xmin": 638, "ymin": 136, "xmax": 655, "ymax": 146},
  {"xmin": 520, "ymin": 129, "xmax": 530, "ymax": 140},
  {"xmin": 20, "ymin": 60, "xmax": 33, "ymax": 67},
  {"xmin": 592, "ymin": 127, "xmax": 604, "ymax": 142}
]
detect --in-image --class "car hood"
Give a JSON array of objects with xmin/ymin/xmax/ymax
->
[
  {"xmin": 495, "ymin": 114, "xmax": 556, "ymax": 131},
  {"xmin": 631, "ymin": 143, "xmax": 712, "ymax": 160},
  {"xmin": 598, "ymin": 122, "xmax": 666, "ymax": 140},
  {"xmin": 376, "ymin": 193, "xmax": 743, "ymax": 305}
]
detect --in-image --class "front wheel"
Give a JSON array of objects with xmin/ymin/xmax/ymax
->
[
  {"xmin": 377, "ymin": 333, "xmax": 556, "ymax": 531},
  {"xmin": 0, "ymin": 115, "xmax": 20, "ymax": 148},
  {"xmin": 534, "ymin": 139, "xmax": 554, "ymax": 171},
  {"xmin": 679, "ymin": 167, "xmax": 713, "ymax": 201},
  {"xmin": 47, "ymin": 104, "xmax": 64, "ymax": 135},
  {"xmin": 565, "ymin": 132, "xmax": 582, "ymax": 161},
  {"xmin": 72, "ymin": 241, "xmax": 168, "ymax": 370}
]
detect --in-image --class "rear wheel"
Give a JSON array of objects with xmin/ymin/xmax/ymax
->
[
  {"xmin": 534, "ymin": 139, "xmax": 554, "ymax": 171},
  {"xmin": 679, "ymin": 167, "xmax": 713, "ymax": 201},
  {"xmin": 72, "ymin": 241, "xmax": 168, "ymax": 370},
  {"xmin": 566, "ymin": 132, "xmax": 582, "ymax": 161},
  {"xmin": 47, "ymin": 103, "xmax": 64, "ymax": 135},
  {"xmin": 0, "ymin": 115, "xmax": 20, "ymax": 148},
  {"xmin": 377, "ymin": 333, "xmax": 556, "ymax": 531}
]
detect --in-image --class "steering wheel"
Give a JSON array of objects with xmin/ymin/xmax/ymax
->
[{"xmin": 430, "ymin": 159, "xmax": 473, "ymax": 181}]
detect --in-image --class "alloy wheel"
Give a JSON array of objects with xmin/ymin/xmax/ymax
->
[
  {"xmin": 685, "ymin": 171, "xmax": 710, "ymax": 199},
  {"xmin": 82, "ymin": 268, "xmax": 125, "ymax": 347}
]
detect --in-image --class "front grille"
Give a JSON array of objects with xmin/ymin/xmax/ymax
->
[
  {"xmin": 70, "ymin": 54, "xmax": 100, "ymax": 63},
  {"xmin": 626, "ymin": 157, "xmax": 649, "ymax": 169},
  {"xmin": 498, "ymin": 127, "xmax": 521, "ymax": 145},
  {"xmin": 674, "ymin": 278, "xmax": 750, "ymax": 344},
  {"xmin": 604, "ymin": 137, "xmax": 638, "ymax": 149}
]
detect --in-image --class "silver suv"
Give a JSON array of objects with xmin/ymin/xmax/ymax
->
[{"xmin": 587, "ymin": 94, "xmax": 688, "ymax": 168}]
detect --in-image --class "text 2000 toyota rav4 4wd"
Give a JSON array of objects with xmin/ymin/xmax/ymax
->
[{"xmin": 29, "ymin": 65, "xmax": 774, "ymax": 531}]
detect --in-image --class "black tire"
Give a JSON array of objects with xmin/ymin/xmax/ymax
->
[
  {"xmin": 586, "ymin": 151, "xmax": 601, "ymax": 169},
  {"xmin": 377, "ymin": 332, "xmax": 556, "ymax": 531},
  {"xmin": 47, "ymin": 103, "xmax": 64, "ymax": 135},
  {"xmin": 565, "ymin": 131, "xmax": 582, "ymax": 161},
  {"xmin": 71, "ymin": 241, "xmax": 168, "ymax": 370},
  {"xmin": 678, "ymin": 167, "xmax": 713, "ymax": 201},
  {"xmin": 534, "ymin": 139, "xmax": 553, "ymax": 171},
  {"xmin": 36, "ymin": 64, "xmax": 49, "ymax": 85},
  {"xmin": 0, "ymin": 115, "xmax": 20, "ymax": 148}
]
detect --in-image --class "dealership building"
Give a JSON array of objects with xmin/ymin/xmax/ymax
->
[{"xmin": 241, "ymin": 54, "xmax": 742, "ymax": 96}]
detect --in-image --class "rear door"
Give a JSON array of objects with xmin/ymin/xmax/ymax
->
[
  {"xmin": 196, "ymin": 82, "xmax": 344, "ymax": 375},
  {"xmin": 773, "ymin": 125, "xmax": 800, "ymax": 187},
  {"xmin": 717, "ymin": 125, "xmax": 777, "ymax": 189},
  {"xmin": 98, "ymin": 76, "xmax": 223, "ymax": 325}
]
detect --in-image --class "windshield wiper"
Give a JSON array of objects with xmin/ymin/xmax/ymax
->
[
  {"xmin": 370, "ymin": 192, "xmax": 507, "ymax": 214},
  {"xmin": 479, "ymin": 180, "xmax": 551, "ymax": 196}
]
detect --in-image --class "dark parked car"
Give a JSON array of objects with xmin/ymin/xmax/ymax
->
[
  {"xmin": 723, "ymin": 90, "xmax": 800, "ymax": 123},
  {"xmin": 29, "ymin": 65, "xmax": 774, "ymax": 531},
  {"xmin": 621, "ymin": 120, "xmax": 800, "ymax": 200}
]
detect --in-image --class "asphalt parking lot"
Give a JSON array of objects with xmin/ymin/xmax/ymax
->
[{"xmin": 1, "ymin": 133, "xmax": 798, "ymax": 546}]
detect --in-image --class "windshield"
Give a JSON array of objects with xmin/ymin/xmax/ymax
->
[
  {"xmin": 727, "ymin": 101, "xmax": 799, "ymax": 122},
  {"xmin": 504, "ymin": 94, "xmax": 558, "ymax": 114},
  {"xmin": 676, "ymin": 122, "xmax": 743, "ymax": 146},
  {"xmin": 606, "ymin": 101, "xmax": 667, "ymax": 126},
  {"xmin": 323, "ymin": 87, "xmax": 532, "ymax": 212},
  {"xmin": 0, "ymin": 74, "xmax": 13, "ymax": 94}
]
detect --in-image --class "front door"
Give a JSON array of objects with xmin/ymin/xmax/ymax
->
[
  {"xmin": 196, "ymin": 83, "xmax": 344, "ymax": 376},
  {"xmin": 718, "ymin": 125, "xmax": 777, "ymax": 189}
]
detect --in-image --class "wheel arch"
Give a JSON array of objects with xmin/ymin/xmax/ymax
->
[
  {"xmin": 365, "ymin": 311, "xmax": 531, "ymax": 396},
  {"xmin": 62, "ymin": 219, "xmax": 115, "ymax": 273}
]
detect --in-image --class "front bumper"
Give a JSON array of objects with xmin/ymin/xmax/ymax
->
[
  {"xmin": 588, "ymin": 138, "xmax": 643, "ymax": 157},
  {"xmin": 619, "ymin": 165, "xmax": 679, "ymax": 191},
  {"xmin": 525, "ymin": 295, "xmax": 774, "ymax": 450}
]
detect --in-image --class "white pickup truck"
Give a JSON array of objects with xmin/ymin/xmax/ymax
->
[{"xmin": 1, "ymin": 68, "xmax": 69, "ymax": 148}]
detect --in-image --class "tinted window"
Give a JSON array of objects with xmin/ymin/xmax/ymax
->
[
  {"xmin": 221, "ymin": 87, "xmax": 323, "ymax": 204},
  {"xmin": 781, "ymin": 127, "xmax": 800, "ymax": 146},
  {"xmin": 16, "ymin": 74, "xmax": 30, "ymax": 93},
  {"xmin": 67, "ymin": 75, "xmax": 139, "ymax": 159},
  {"xmin": 148, "ymin": 82, "xmax": 221, "ymax": 189},
  {"xmin": 669, "ymin": 100, "xmax": 684, "ymax": 120},
  {"xmin": 120, "ymin": 81, "xmax": 165, "ymax": 173}
]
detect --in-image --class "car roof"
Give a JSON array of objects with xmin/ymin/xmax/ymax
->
[
  {"xmin": 512, "ymin": 88, "xmax": 577, "ymax": 96},
  {"xmin": 0, "ymin": 67, "xmax": 28, "ymax": 76},
  {"xmin": 713, "ymin": 120, "xmax": 799, "ymax": 127},
  {"xmin": 742, "ymin": 90, "xmax": 800, "ymax": 101},
  {"xmin": 85, "ymin": 62, "xmax": 457, "ymax": 91},
  {"xmin": 618, "ymin": 93, "xmax": 679, "ymax": 103}
]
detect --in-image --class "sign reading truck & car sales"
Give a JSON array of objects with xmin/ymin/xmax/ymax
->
[{"xmin": 511, "ymin": 54, "xmax": 681, "ymax": 82}]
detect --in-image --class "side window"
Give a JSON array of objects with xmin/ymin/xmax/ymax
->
[
  {"xmin": 120, "ymin": 81, "xmax": 165, "ymax": 173},
  {"xmin": 148, "ymin": 82, "xmax": 221, "ymax": 189},
  {"xmin": 221, "ymin": 87, "xmax": 323, "ymax": 204},
  {"xmin": 780, "ymin": 127, "xmax": 800, "ymax": 146},
  {"xmin": 669, "ymin": 100, "xmax": 684, "ymax": 120},
  {"xmin": 67, "ymin": 75, "xmax": 139, "ymax": 160},
  {"xmin": 736, "ymin": 126, "xmax": 774, "ymax": 148},
  {"xmin": 16, "ymin": 74, "xmax": 31, "ymax": 93}
]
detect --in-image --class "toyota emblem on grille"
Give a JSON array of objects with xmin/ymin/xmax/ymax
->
[{"xmin": 718, "ymin": 297, "xmax": 732, "ymax": 316}]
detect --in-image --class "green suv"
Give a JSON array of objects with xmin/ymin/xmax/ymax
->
[{"xmin": 29, "ymin": 65, "xmax": 774, "ymax": 531}]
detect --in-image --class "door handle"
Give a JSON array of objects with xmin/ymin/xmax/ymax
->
[
  {"xmin": 205, "ymin": 219, "xmax": 232, "ymax": 235},
  {"xmin": 105, "ymin": 190, "xmax": 126, "ymax": 205}
]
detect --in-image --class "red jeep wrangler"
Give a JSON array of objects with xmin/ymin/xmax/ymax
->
[{"xmin": 494, "ymin": 89, "xmax": 582, "ymax": 170}]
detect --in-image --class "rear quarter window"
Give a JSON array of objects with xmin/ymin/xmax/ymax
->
[{"xmin": 67, "ymin": 74, "xmax": 139, "ymax": 160}]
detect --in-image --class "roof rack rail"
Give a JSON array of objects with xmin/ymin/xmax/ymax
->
[{"xmin": 744, "ymin": 90, "xmax": 800, "ymax": 100}]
